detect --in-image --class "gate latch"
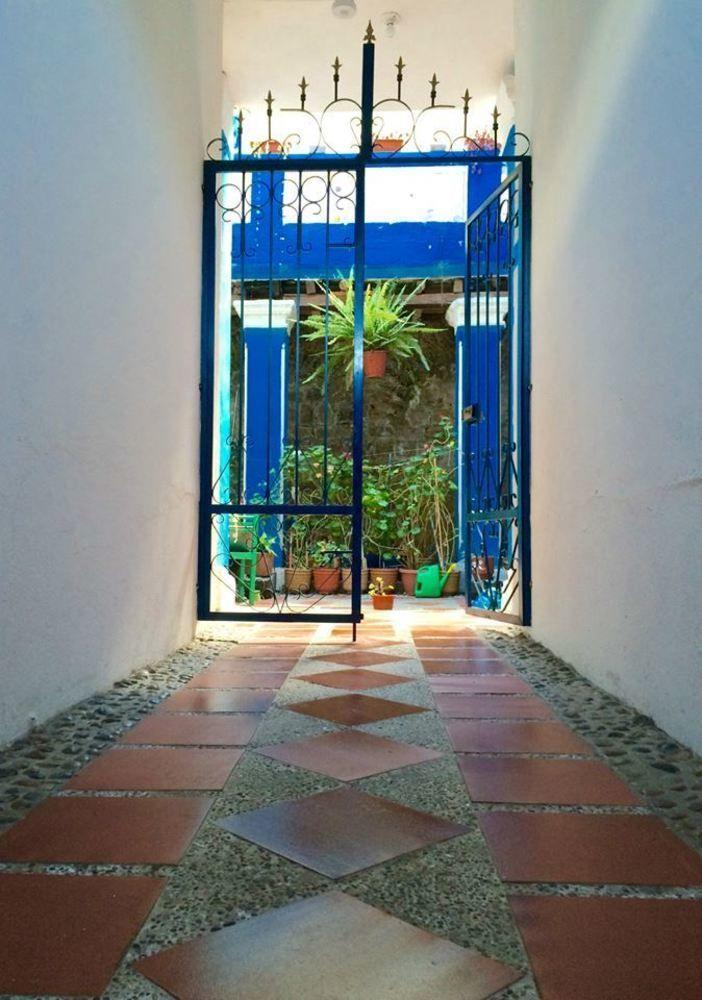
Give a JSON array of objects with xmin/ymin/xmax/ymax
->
[{"xmin": 462, "ymin": 403, "xmax": 481, "ymax": 424}]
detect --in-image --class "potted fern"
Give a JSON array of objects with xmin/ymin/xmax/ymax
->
[{"xmin": 303, "ymin": 277, "xmax": 439, "ymax": 382}]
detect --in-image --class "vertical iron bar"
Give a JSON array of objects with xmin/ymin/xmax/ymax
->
[
  {"xmin": 518, "ymin": 160, "xmax": 533, "ymax": 625},
  {"xmin": 351, "ymin": 37, "xmax": 375, "ymax": 623},
  {"xmin": 293, "ymin": 171, "xmax": 303, "ymax": 503},
  {"xmin": 322, "ymin": 176, "xmax": 331, "ymax": 504},
  {"xmin": 463, "ymin": 205, "xmax": 472, "ymax": 610},
  {"xmin": 197, "ymin": 163, "xmax": 217, "ymax": 618},
  {"xmin": 237, "ymin": 173, "xmax": 247, "ymax": 504},
  {"xmin": 266, "ymin": 171, "xmax": 275, "ymax": 503}
]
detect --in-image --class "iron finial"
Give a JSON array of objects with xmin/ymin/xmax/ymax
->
[
  {"xmin": 364, "ymin": 21, "xmax": 376, "ymax": 44},
  {"xmin": 332, "ymin": 56, "xmax": 342, "ymax": 101},
  {"xmin": 299, "ymin": 76, "xmax": 308, "ymax": 109},
  {"xmin": 396, "ymin": 55, "xmax": 405, "ymax": 100},
  {"xmin": 429, "ymin": 73, "xmax": 439, "ymax": 107},
  {"xmin": 265, "ymin": 90, "xmax": 274, "ymax": 116},
  {"xmin": 492, "ymin": 105, "xmax": 501, "ymax": 148},
  {"xmin": 462, "ymin": 89, "xmax": 472, "ymax": 135}
]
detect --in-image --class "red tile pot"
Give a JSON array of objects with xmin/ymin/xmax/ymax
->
[
  {"xmin": 312, "ymin": 566, "xmax": 340, "ymax": 594},
  {"xmin": 369, "ymin": 568, "xmax": 398, "ymax": 591},
  {"xmin": 399, "ymin": 569, "xmax": 418, "ymax": 596},
  {"xmin": 372, "ymin": 594, "xmax": 395, "ymax": 611},
  {"xmin": 441, "ymin": 571, "xmax": 461, "ymax": 596},
  {"xmin": 363, "ymin": 350, "xmax": 387, "ymax": 378}
]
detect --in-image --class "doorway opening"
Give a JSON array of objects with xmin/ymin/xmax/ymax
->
[{"xmin": 198, "ymin": 27, "xmax": 531, "ymax": 628}]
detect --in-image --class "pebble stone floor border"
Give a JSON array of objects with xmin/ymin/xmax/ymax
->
[{"xmin": 0, "ymin": 603, "xmax": 699, "ymax": 997}]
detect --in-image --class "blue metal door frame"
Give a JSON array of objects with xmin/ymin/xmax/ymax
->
[{"xmin": 197, "ymin": 24, "xmax": 532, "ymax": 625}]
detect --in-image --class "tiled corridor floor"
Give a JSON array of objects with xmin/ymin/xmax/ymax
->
[{"xmin": 1, "ymin": 603, "xmax": 701, "ymax": 997}]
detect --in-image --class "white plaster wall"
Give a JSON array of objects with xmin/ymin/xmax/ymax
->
[
  {"xmin": 0, "ymin": 1, "xmax": 223, "ymax": 744},
  {"xmin": 515, "ymin": 0, "xmax": 702, "ymax": 751}
]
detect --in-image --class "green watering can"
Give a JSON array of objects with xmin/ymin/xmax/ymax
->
[{"xmin": 414, "ymin": 564, "xmax": 455, "ymax": 598}]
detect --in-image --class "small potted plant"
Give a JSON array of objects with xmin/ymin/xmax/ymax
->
[
  {"xmin": 302, "ymin": 277, "xmax": 439, "ymax": 384},
  {"xmin": 256, "ymin": 532, "xmax": 276, "ymax": 580},
  {"xmin": 310, "ymin": 540, "xmax": 341, "ymax": 594},
  {"xmin": 369, "ymin": 576, "xmax": 394, "ymax": 611},
  {"xmin": 374, "ymin": 133, "xmax": 406, "ymax": 152},
  {"xmin": 283, "ymin": 519, "xmax": 311, "ymax": 594}
]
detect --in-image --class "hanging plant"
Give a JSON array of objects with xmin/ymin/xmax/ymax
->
[{"xmin": 302, "ymin": 277, "xmax": 440, "ymax": 384}]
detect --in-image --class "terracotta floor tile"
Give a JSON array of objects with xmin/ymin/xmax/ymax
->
[
  {"xmin": 0, "ymin": 872, "xmax": 163, "ymax": 996},
  {"xmin": 215, "ymin": 645, "xmax": 306, "ymax": 659},
  {"xmin": 257, "ymin": 730, "xmax": 441, "ymax": 781},
  {"xmin": 201, "ymin": 658, "xmax": 297, "ymax": 673},
  {"xmin": 65, "ymin": 747, "xmax": 242, "ymax": 790},
  {"xmin": 185, "ymin": 670, "xmax": 286, "ymax": 689},
  {"xmin": 134, "ymin": 890, "xmax": 519, "ymax": 999},
  {"xmin": 298, "ymin": 668, "xmax": 411, "ymax": 690},
  {"xmin": 415, "ymin": 638, "xmax": 486, "ymax": 649},
  {"xmin": 310, "ymin": 650, "xmax": 411, "ymax": 667},
  {"xmin": 423, "ymin": 659, "xmax": 516, "ymax": 675},
  {"xmin": 156, "ymin": 688, "xmax": 275, "ymax": 713},
  {"xmin": 479, "ymin": 812, "xmax": 702, "ymax": 885},
  {"xmin": 288, "ymin": 693, "xmax": 427, "ymax": 726},
  {"xmin": 509, "ymin": 895, "xmax": 702, "ymax": 1000},
  {"xmin": 219, "ymin": 787, "xmax": 468, "ymax": 878},
  {"xmin": 447, "ymin": 720, "xmax": 593, "ymax": 754},
  {"xmin": 458, "ymin": 757, "xmax": 642, "ymax": 805},
  {"xmin": 436, "ymin": 694, "xmax": 554, "ymax": 719},
  {"xmin": 318, "ymin": 637, "xmax": 404, "ymax": 647},
  {"xmin": 119, "ymin": 714, "xmax": 259, "ymax": 746},
  {"xmin": 429, "ymin": 675, "xmax": 534, "ymax": 695},
  {"xmin": 0, "ymin": 795, "xmax": 211, "ymax": 864}
]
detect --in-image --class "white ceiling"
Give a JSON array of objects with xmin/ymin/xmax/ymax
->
[{"xmin": 223, "ymin": 0, "xmax": 515, "ymax": 124}]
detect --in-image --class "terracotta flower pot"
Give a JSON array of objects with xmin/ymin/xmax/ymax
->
[
  {"xmin": 312, "ymin": 566, "xmax": 340, "ymax": 594},
  {"xmin": 284, "ymin": 567, "xmax": 311, "ymax": 593},
  {"xmin": 374, "ymin": 137, "xmax": 404, "ymax": 152},
  {"xmin": 370, "ymin": 568, "xmax": 398, "ymax": 591},
  {"xmin": 471, "ymin": 556, "xmax": 495, "ymax": 581},
  {"xmin": 256, "ymin": 552, "xmax": 274, "ymax": 578},
  {"xmin": 257, "ymin": 139, "xmax": 282, "ymax": 154},
  {"xmin": 399, "ymin": 568, "xmax": 418, "ymax": 596},
  {"xmin": 363, "ymin": 350, "xmax": 387, "ymax": 378},
  {"xmin": 372, "ymin": 594, "xmax": 395, "ymax": 611},
  {"xmin": 441, "ymin": 570, "xmax": 461, "ymax": 596},
  {"xmin": 340, "ymin": 567, "xmax": 369, "ymax": 593}
]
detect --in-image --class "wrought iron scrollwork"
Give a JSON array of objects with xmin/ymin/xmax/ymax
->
[{"xmin": 205, "ymin": 22, "xmax": 530, "ymax": 162}]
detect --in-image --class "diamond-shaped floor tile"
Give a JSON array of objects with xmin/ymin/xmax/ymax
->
[
  {"xmin": 134, "ymin": 890, "xmax": 520, "ymax": 999},
  {"xmin": 459, "ymin": 757, "xmax": 642, "ymax": 805},
  {"xmin": 0, "ymin": 872, "xmax": 163, "ymax": 996},
  {"xmin": 479, "ymin": 812, "xmax": 702, "ymax": 885},
  {"xmin": 436, "ymin": 694, "xmax": 553, "ymax": 719},
  {"xmin": 298, "ymin": 668, "xmax": 411, "ymax": 690},
  {"xmin": 257, "ymin": 729, "xmax": 441, "ymax": 781},
  {"xmin": 65, "ymin": 747, "xmax": 243, "ymax": 790},
  {"xmin": 119, "ymin": 713, "xmax": 259, "ymax": 747},
  {"xmin": 447, "ymin": 720, "xmax": 593, "ymax": 754},
  {"xmin": 429, "ymin": 675, "xmax": 533, "ymax": 695},
  {"xmin": 310, "ymin": 650, "xmax": 411, "ymax": 667},
  {"xmin": 509, "ymin": 895, "xmax": 702, "ymax": 1000},
  {"xmin": 156, "ymin": 689, "xmax": 275, "ymax": 713},
  {"xmin": 219, "ymin": 787, "xmax": 468, "ymax": 878},
  {"xmin": 288, "ymin": 693, "xmax": 426, "ymax": 726},
  {"xmin": 0, "ymin": 795, "xmax": 212, "ymax": 864}
]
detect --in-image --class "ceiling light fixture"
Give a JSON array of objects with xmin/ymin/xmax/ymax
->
[{"xmin": 332, "ymin": 0, "xmax": 357, "ymax": 19}]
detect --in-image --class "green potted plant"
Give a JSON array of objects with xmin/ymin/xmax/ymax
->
[
  {"xmin": 283, "ymin": 518, "xmax": 311, "ymax": 594},
  {"xmin": 302, "ymin": 277, "xmax": 439, "ymax": 382},
  {"xmin": 255, "ymin": 531, "xmax": 276, "ymax": 580},
  {"xmin": 362, "ymin": 462, "xmax": 401, "ymax": 589},
  {"xmin": 309, "ymin": 539, "xmax": 341, "ymax": 594},
  {"xmin": 368, "ymin": 575, "xmax": 395, "ymax": 611}
]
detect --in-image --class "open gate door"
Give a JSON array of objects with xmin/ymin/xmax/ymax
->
[{"xmin": 461, "ymin": 166, "xmax": 532, "ymax": 624}]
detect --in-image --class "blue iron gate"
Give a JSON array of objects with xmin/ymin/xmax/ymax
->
[
  {"xmin": 461, "ymin": 167, "xmax": 532, "ymax": 624},
  {"xmin": 198, "ymin": 23, "xmax": 531, "ymax": 625}
]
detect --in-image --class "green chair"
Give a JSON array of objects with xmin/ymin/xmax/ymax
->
[{"xmin": 229, "ymin": 515, "xmax": 261, "ymax": 605}]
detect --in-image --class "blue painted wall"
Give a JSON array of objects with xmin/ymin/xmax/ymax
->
[{"xmin": 231, "ymin": 152, "xmax": 507, "ymax": 282}]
